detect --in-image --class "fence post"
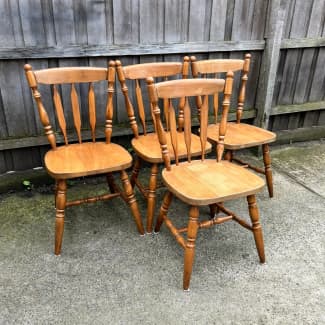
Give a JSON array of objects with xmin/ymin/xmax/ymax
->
[{"xmin": 254, "ymin": 0, "xmax": 287, "ymax": 130}]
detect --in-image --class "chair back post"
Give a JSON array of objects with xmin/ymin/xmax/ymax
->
[
  {"xmin": 146, "ymin": 77, "xmax": 171, "ymax": 171},
  {"xmin": 115, "ymin": 60, "xmax": 140, "ymax": 139},
  {"xmin": 237, "ymin": 53, "xmax": 251, "ymax": 123},
  {"xmin": 105, "ymin": 60, "xmax": 116, "ymax": 144},
  {"xmin": 24, "ymin": 64, "xmax": 57, "ymax": 149},
  {"xmin": 178, "ymin": 56, "xmax": 190, "ymax": 131},
  {"xmin": 217, "ymin": 71, "xmax": 234, "ymax": 162},
  {"xmin": 189, "ymin": 56, "xmax": 203, "ymax": 118}
]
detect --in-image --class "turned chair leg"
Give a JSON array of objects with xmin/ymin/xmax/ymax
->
[
  {"xmin": 54, "ymin": 180, "xmax": 58, "ymax": 206},
  {"xmin": 183, "ymin": 206, "xmax": 200, "ymax": 290},
  {"xmin": 209, "ymin": 204, "xmax": 217, "ymax": 219},
  {"xmin": 224, "ymin": 150, "xmax": 233, "ymax": 161},
  {"xmin": 106, "ymin": 172, "xmax": 118, "ymax": 194},
  {"xmin": 55, "ymin": 179, "xmax": 67, "ymax": 255},
  {"xmin": 247, "ymin": 195, "xmax": 265, "ymax": 263},
  {"xmin": 130, "ymin": 156, "xmax": 141, "ymax": 189},
  {"xmin": 146, "ymin": 163, "xmax": 159, "ymax": 233},
  {"xmin": 120, "ymin": 170, "xmax": 145, "ymax": 235},
  {"xmin": 208, "ymin": 202, "xmax": 223, "ymax": 219},
  {"xmin": 262, "ymin": 144, "xmax": 274, "ymax": 198},
  {"xmin": 154, "ymin": 191, "xmax": 173, "ymax": 233}
]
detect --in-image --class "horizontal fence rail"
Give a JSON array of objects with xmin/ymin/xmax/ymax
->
[{"xmin": 0, "ymin": 0, "xmax": 324, "ymax": 173}]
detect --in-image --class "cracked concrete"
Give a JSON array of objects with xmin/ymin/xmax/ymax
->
[{"xmin": 0, "ymin": 140, "xmax": 324, "ymax": 324}]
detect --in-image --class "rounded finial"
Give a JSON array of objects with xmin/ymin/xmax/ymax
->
[
  {"xmin": 146, "ymin": 77, "xmax": 154, "ymax": 85},
  {"xmin": 226, "ymin": 70, "xmax": 234, "ymax": 78},
  {"xmin": 24, "ymin": 64, "xmax": 32, "ymax": 71}
]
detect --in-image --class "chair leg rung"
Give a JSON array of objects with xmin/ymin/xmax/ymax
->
[
  {"xmin": 134, "ymin": 179, "xmax": 148, "ymax": 198},
  {"xmin": 66, "ymin": 192, "xmax": 120, "ymax": 207},
  {"xmin": 216, "ymin": 203, "xmax": 253, "ymax": 231},
  {"xmin": 199, "ymin": 215, "xmax": 233, "ymax": 228},
  {"xmin": 164, "ymin": 215, "xmax": 186, "ymax": 249},
  {"xmin": 232, "ymin": 157, "xmax": 265, "ymax": 174}
]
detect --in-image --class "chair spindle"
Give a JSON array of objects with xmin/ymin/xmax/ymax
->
[
  {"xmin": 183, "ymin": 98, "xmax": 192, "ymax": 163},
  {"xmin": 168, "ymin": 100, "xmax": 178, "ymax": 165},
  {"xmin": 24, "ymin": 64, "xmax": 57, "ymax": 149},
  {"xmin": 88, "ymin": 82, "xmax": 96, "ymax": 142},
  {"xmin": 115, "ymin": 60, "xmax": 139, "ymax": 138},
  {"xmin": 53, "ymin": 85, "xmax": 68, "ymax": 145},
  {"xmin": 135, "ymin": 79, "xmax": 147, "ymax": 135},
  {"xmin": 105, "ymin": 62, "xmax": 115, "ymax": 144},
  {"xmin": 237, "ymin": 54, "xmax": 251, "ymax": 123},
  {"xmin": 70, "ymin": 83, "xmax": 82, "ymax": 143},
  {"xmin": 217, "ymin": 71, "xmax": 234, "ymax": 162},
  {"xmin": 200, "ymin": 95, "xmax": 209, "ymax": 161}
]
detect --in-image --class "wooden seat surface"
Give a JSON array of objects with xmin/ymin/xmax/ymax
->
[
  {"xmin": 131, "ymin": 131, "xmax": 212, "ymax": 163},
  {"xmin": 207, "ymin": 122, "xmax": 276, "ymax": 149},
  {"xmin": 45, "ymin": 142, "xmax": 132, "ymax": 179},
  {"xmin": 162, "ymin": 159, "xmax": 265, "ymax": 205}
]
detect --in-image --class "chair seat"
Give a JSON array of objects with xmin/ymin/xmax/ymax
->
[
  {"xmin": 162, "ymin": 159, "xmax": 265, "ymax": 205},
  {"xmin": 45, "ymin": 142, "xmax": 133, "ymax": 179},
  {"xmin": 132, "ymin": 131, "xmax": 212, "ymax": 163},
  {"xmin": 207, "ymin": 122, "xmax": 276, "ymax": 149}
]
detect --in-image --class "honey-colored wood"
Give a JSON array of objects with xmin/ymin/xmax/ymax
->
[
  {"xmin": 183, "ymin": 206, "xmax": 199, "ymax": 291},
  {"xmin": 247, "ymin": 195, "xmax": 265, "ymax": 263},
  {"xmin": 117, "ymin": 58, "xmax": 213, "ymax": 233},
  {"xmin": 54, "ymin": 179, "xmax": 66, "ymax": 255},
  {"xmin": 263, "ymin": 144, "xmax": 273, "ymax": 198},
  {"xmin": 155, "ymin": 190, "xmax": 173, "ymax": 233},
  {"xmin": 71, "ymin": 83, "xmax": 82, "ymax": 143},
  {"xmin": 200, "ymin": 96, "xmax": 209, "ymax": 160},
  {"xmin": 88, "ymin": 83, "xmax": 96, "ymax": 142},
  {"xmin": 183, "ymin": 98, "xmax": 192, "ymax": 162},
  {"xmin": 105, "ymin": 61, "xmax": 115, "ymax": 144},
  {"xmin": 206, "ymin": 123, "xmax": 276, "ymax": 149},
  {"xmin": 191, "ymin": 54, "xmax": 276, "ymax": 198},
  {"xmin": 33, "ymin": 67, "xmax": 108, "ymax": 84},
  {"xmin": 120, "ymin": 170, "xmax": 144, "ymax": 235},
  {"xmin": 148, "ymin": 78, "xmax": 266, "ymax": 290},
  {"xmin": 168, "ymin": 101, "xmax": 178, "ymax": 164},
  {"xmin": 24, "ymin": 65, "xmax": 57, "ymax": 149},
  {"xmin": 161, "ymin": 160, "xmax": 265, "ymax": 205},
  {"xmin": 24, "ymin": 63, "xmax": 144, "ymax": 255},
  {"xmin": 53, "ymin": 85, "xmax": 68, "ymax": 145},
  {"xmin": 146, "ymin": 163, "xmax": 159, "ymax": 233}
]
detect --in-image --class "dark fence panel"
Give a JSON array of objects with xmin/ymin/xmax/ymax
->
[
  {"xmin": 0, "ymin": 0, "xmax": 324, "ymax": 172},
  {"xmin": 270, "ymin": 0, "xmax": 325, "ymax": 133}
]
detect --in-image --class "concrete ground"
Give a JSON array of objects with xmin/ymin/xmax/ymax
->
[{"xmin": 0, "ymin": 140, "xmax": 324, "ymax": 324}]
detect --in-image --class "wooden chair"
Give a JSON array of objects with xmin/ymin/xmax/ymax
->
[
  {"xmin": 24, "ymin": 62, "xmax": 144, "ymax": 255},
  {"xmin": 116, "ymin": 59, "xmax": 212, "ymax": 233},
  {"xmin": 147, "ymin": 76, "xmax": 266, "ymax": 290},
  {"xmin": 191, "ymin": 54, "xmax": 276, "ymax": 197}
]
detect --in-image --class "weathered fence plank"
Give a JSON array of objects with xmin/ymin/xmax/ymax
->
[
  {"xmin": 0, "ymin": 0, "xmax": 324, "ymax": 173},
  {"xmin": 255, "ymin": 0, "xmax": 287, "ymax": 129}
]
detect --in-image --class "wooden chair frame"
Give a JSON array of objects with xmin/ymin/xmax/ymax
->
[
  {"xmin": 147, "ymin": 76, "xmax": 266, "ymax": 290},
  {"xmin": 116, "ymin": 58, "xmax": 212, "ymax": 233},
  {"xmin": 24, "ymin": 62, "xmax": 144, "ymax": 255},
  {"xmin": 191, "ymin": 54, "xmax": 276, "ymax": 198}
]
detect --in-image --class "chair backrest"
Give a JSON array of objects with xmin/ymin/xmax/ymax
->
[
  {"xmin": 24, "ymin": 62, "xmax": 116, "ymax": 149},
  {"xmin": 147, "ymin": 74, "xmax": 234, "ymax": 169},
  {"xmin": 191, "ymin": 54, "xmax": 250, "ymax": 124},
  {"xmin": 116, "ymin": 58, "xmax": 190, "ymax": 138}
]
